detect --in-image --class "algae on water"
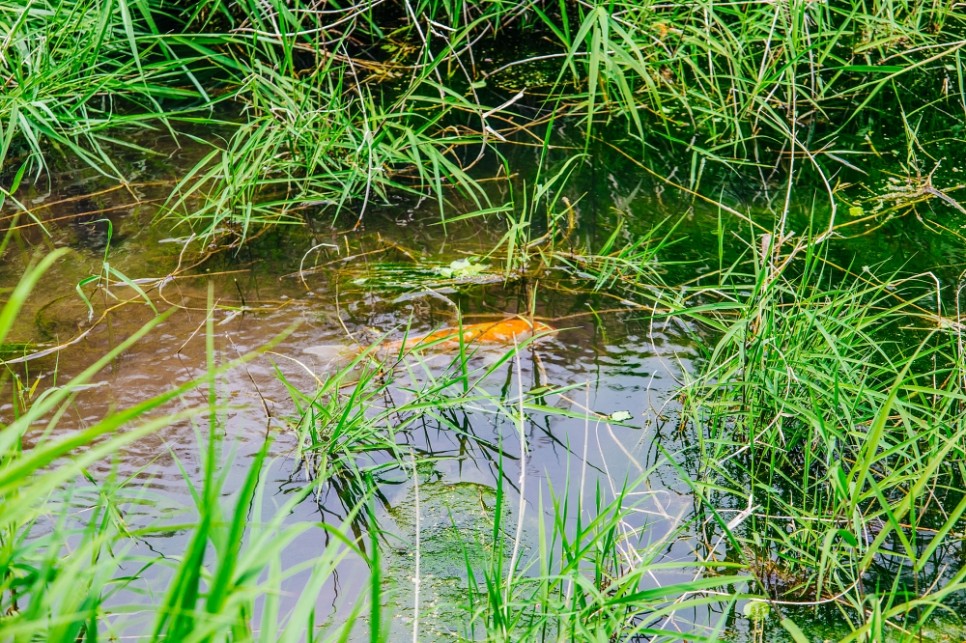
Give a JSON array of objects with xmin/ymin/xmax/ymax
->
[{"xmin": 382, "ymin": 480, "xmax": 515, "ymax": 640}]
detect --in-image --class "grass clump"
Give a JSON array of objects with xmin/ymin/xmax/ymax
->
[
  {"xmin": 466, "ymin": 475, "xmax": 746, "ymax": 641},
  {"xmin": 676, "ymin": 232, "xmax": 966, "ymax": 638},
  {"xmin": 0, "ymin": 0, "xmax": 200, "ymax": 182},
  {"xmin": 167, "ymin": 48, "xmax": 491, "ymax": 243},
  {"xmin": 553, "ymin": 2, "xmax": 966, "ymax": 162}
]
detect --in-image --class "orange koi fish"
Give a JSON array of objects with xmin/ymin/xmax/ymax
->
[
  {"xmin": 304, "ymin": 318, "xmax": 553, "ymax": 363},
  {"xmin": 386, "ymin": 318, "xmax": 553, "ymax": 354}
]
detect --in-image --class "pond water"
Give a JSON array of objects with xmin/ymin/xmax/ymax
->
[{"xmin": 3, "ymin": 131, "xmax": 966, "ymax": 640}]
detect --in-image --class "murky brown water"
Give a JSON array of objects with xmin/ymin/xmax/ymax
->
[{"xmin": 1, "ymin": 148, "xmax": 720, "ymax": 639}]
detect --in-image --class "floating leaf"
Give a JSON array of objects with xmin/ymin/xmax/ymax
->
[{"xmin": 435, "ymin": 258, "xmax": 489, "ymax": 279}]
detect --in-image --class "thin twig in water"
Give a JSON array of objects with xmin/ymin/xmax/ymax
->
[
  {"xmin": 411, "ymin": 448, "xmax": 421, "ymax": 642},
  {"xmin": 504, "ymin": 336, "xmax": 527, "ymax": 611}
]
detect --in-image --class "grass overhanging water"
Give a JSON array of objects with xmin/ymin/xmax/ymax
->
[{"xmin": 2, "ymin": 0, "xmax": 966, "ymax": 640}]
